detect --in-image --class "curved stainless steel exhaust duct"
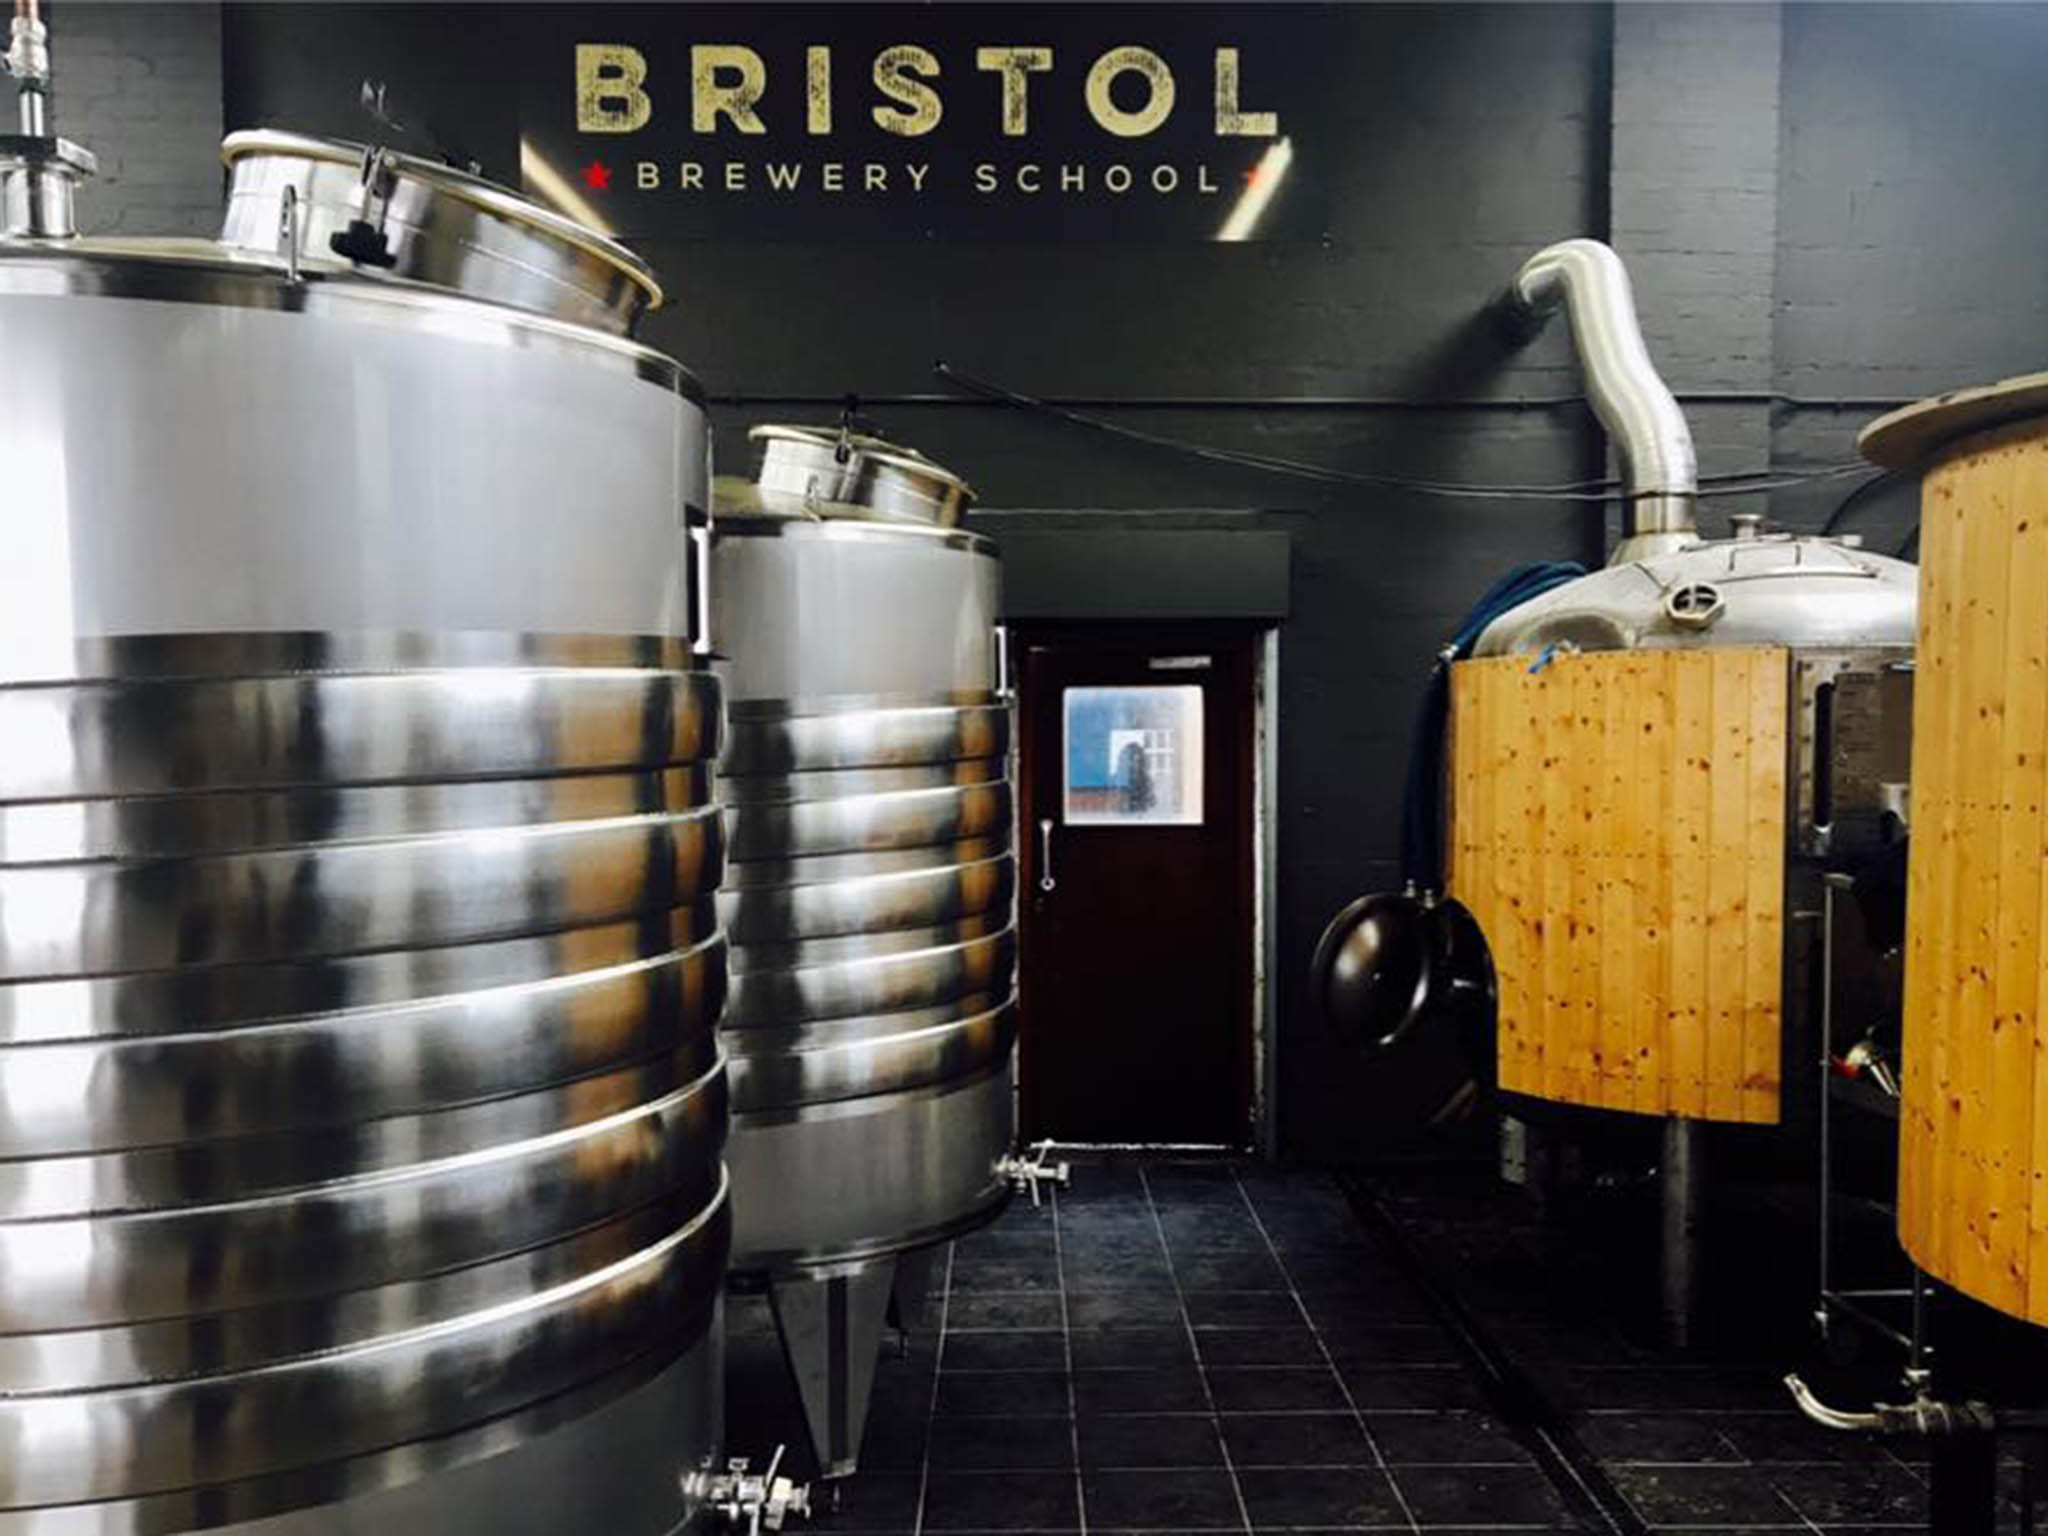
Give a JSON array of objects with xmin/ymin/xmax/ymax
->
[{"xmin": 1501, "ymin": 238, "xmax": 1697, "ymax": 563}]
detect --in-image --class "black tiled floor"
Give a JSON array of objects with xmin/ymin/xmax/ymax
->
[
  {"xmin": 727, "ymin": 1155, "xmax": 1574, "ymax": 1533},
  {"xmin": 1366, "ymin": 1410, "xmax": 1534, "ymax": 1464},
  {"xmin": 1390, "ymin": 1463, "xmax": 1579, "ymax": 1525},
  {"xmin": 1082, "ymin": 1469, "xmax": 1243, "ymax": 1528},
  {"xmin": 1235, "ymin": 1466, "xmax": 1409, "ymax": 1528},
  {"xmin": 1608, "ymin": 1465, "xmax": 1804, "ymax": 1526},
  {"xmin": 1077, "ymin": 1413, "xmax": 1226, "ymax": 1470}
]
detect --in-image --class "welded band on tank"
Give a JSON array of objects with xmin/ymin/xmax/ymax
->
[
  {"xmin": 0, "ymin": 1191, "xmax": 702, "ymax": 1391},
  {"xmin": 716, "ymin": 835, "xmax": 1009, "ymax": 891},
  {"xmin": 0, "ymin": 1055, "xmax": 727, "ymax": 1332},
  {"xmin": 725, "ymin": 688, "xmax": 997, "ymax": 721},
  {"xmin": 711, "ymin": 515, "xmax": 997, "ymax": 559},
  {"xmin": 725, "ymin": 997, "xmax": 1018, "ymax": 1112},
  {"xmin": 727, "ymin": 914, "xmax": 1006, "ymax": 973},
  {"xmin": 715, "ymin": 756, "xmax": 1006, "ymax": 806},
  {"xmin": 0, "ymin": 1046, "xmax": 722, "ymax": 1222},
  {"xmin": 720, "ymin": 926, "xmax": 1017, "ymax": 1028},
  {"xmin": 0, "ymin": 902, "xmax": 722, "ymax": 1046},
  {"xmin": 0, "ymin": 1173, "xmax": 730, "ymax": 1510},
  {"xmin": 0, "ymin": 931, "xmax": 727, "ymax": 1160},
  {"xmin": 0, "ymin": 253, "xmax": 706, "ymax": 403},
  {"xmin": 0, "ymin": 1322, "xmax": 724, "ymax": 1536},
  {"xmin": 0, "ymin": 631, "xmax": 699, "ymax": 688},
  {"xmin": 0, "ymin": 766, "xmax": 716, "ymax": 864},
  {"xmin": 0, "ymin": 805, "xmax": 725, "ymax": 979},
  {"xmin": 0, "ymin": 668, "xmax": 723, "ymax": 800},
  {"xmin": 723, "ymin": 781, "xmax": 1012, "ymax": 863},
  {"xmin": 718, "ymin": 854, "xmax": 1014, "ymax": 946},
  {"xmin": 720, "ymin": 703, "xmax": 1010, "ymax": 777}
]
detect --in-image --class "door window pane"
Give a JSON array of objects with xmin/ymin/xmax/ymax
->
[{"xmin": 1063, "ymin": 685, "xmax": 1204, "ymax": 825}]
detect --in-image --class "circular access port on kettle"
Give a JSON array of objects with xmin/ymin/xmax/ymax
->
[{"xmin": 1663, "ymin": 581, "xmax": 1727, "ymax": 631}]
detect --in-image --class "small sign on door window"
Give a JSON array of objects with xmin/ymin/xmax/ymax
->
[{"xmin": 1063, "ymin": 685, "xmax": 1204, "ymax": 825}]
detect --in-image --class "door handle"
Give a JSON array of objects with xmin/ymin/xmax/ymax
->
[{"xmin": 1037, "ymin": 817, "xmax": 1056, "ymax": 893}]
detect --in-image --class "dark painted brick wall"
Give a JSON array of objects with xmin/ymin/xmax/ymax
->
[{"xmin": 1769, "ymin": 3, "xmax": 2048, "ymax": 549}]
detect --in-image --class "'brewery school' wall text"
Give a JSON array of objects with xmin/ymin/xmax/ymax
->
[{"xmin": 516, "ymin": 4, "xmax": 1331, "ymax": 242}]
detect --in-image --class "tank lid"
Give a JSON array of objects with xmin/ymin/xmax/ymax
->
[
  {"xmin": 1860, "ymin": 370, "xmax": 2048, "ymax": 470},
  {"xmin": 218, "ymin": 129, "xmax": 662, "ymax": 335},
  {"xmin": 1471, "ymin": 532, "xmax": 1919, "ymax": 656},
  {"xmin": 735, "ymin": 423, "xmax": 976, "ymax": 527}
]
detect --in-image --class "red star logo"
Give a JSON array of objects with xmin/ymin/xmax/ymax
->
[{"xmin": 579, "ymin": 160, "xmax": 612, "ymax": 192}]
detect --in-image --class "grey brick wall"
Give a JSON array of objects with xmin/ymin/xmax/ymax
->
[
  {"xmin": 1611, "ymin": 2, "xmax": 1783, "ymax": 536},
  {"xmin": 1769, "ymin": 2, "xmax": 2048, "ymax": 550},
  {"xmin": 52, "ymin": 2, "xmax": 223, "ymax": 238}
]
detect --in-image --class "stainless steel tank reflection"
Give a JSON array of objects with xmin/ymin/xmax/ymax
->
[
  {"xmin": 713, "ymin": 424, "xmax": 1017, "ymax": 1477},
  {"xmin": 0, "ymin": 114, "xmax": 734, "ymax": 1535}
]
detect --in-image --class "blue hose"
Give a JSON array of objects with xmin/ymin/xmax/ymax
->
[{"xmin": 1399, "ymin": 562, "xmax": 1585, "ymax": 891}]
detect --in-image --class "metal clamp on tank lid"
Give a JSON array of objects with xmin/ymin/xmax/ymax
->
[
  {"xmin": 739, "ymin": 420, "xmax": 977, "ymax": 527},
  {"xmin": 218, "ymin": 128, "xmax": 663, "ymax": 335}
]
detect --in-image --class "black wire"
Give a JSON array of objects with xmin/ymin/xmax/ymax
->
[
  {"xmin": 1820, "ymin": 467, "xmax": 1908, "ymax": 535},
  {"xmin": 933, "ymin": 361, "xmax": 1878, "ymax": 505}
]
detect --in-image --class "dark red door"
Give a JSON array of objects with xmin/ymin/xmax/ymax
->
[{"xmin": 1015, "ymin": 625, "xmax": 1257, "ymax": 1145}]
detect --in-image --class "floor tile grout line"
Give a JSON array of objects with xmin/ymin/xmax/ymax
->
[
  {"xmin": 911, "ymin": 1239, "xmax": 956, "ymax": 1536},
  {"xmin": 1233, "ymin": 1166, "xmax": 1427, "ymax": 1536},
  {"xmin": 1138, "ymin": 1162, "xmax": 1258, "ymax": 1536},
  {"xmin": 1051, "ymin": 1182, "xmax": 1089, "ymax": 1536}
]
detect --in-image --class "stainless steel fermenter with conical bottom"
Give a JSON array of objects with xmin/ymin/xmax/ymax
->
[
  {"xmin": 0, "ymin": 115, "xmax": 733, "ymax": 1533},
  {"xmin": 712, "ymin": 425, "xmax": 1020, "ymax": 1478}
]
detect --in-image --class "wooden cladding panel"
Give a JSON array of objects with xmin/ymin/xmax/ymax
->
[
  {"xmin": 1901, "ymin": 418, "xmax": 2048, "ymax": 1324},
  {"xmin": 1450, "ymin": 648, "xmax": 1789, "ymax": 1124}
]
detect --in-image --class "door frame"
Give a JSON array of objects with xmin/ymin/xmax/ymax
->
[{"xmin": 1007, "ymin": 619, "xmax": 1279, "ymax": 1155}]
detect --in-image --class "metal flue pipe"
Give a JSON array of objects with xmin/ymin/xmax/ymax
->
[{"xmin": 1501, "ymin": 238, "xmax": 1698, "ymax": 563}]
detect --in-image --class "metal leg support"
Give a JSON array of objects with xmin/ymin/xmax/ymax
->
[
  {"xmin": 886, "ymin": 1246, "xmax": 937, "ymax": 1340},
  {"xmin": 1662, "ymin": 1117, "xmax": 1704, "ymax": 1350}
]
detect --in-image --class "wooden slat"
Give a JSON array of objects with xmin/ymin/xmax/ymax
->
[
  {"xmin": 1450, "ymin": 647, "xmax": 1787, "ymax": 1124},
  {"xmin": 1497, "ymin": 660, "xmax": 1543, "ymax": 1096},
  {"xmin": 1599, "ymin": 653, "xmax": 1636, "ymax": 1110},
  {"xmin": 1743, "ymin": 657, "xmax": 1788, "ymax": 1120},
  {"xmin": 1571, "ymin": 658, "xmax": 1608, "ymax": 1106},
  {"xmin": 1667, "ymin": 651, "xmax": 1714, "ymax": 1119},
  {"xmin": 1952, "ymin": 439, "xmax": 2009, "ymax": 1303},
  {"xmin": 1704, "ymin": 650, "xmax": 1751, "ymax": 1122},
  {"xmin": 1630, "ymin": 651, "xmax": 1679, "ymax": 1122},
  {"xmin": 1899, "ymin": 455, "xmax": 1960, "ymax": 1282},
  {"xmin": 1540, "ymin": 654, "xmax": 1577, "ymax": 1105}
]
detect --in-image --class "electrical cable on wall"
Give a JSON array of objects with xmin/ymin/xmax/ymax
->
[{"xmin": 933, "ymin": 362, "xmax": 1881, "ymax": 505}]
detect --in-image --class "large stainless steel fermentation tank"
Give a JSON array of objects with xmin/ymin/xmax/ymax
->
[
  {"xmin": 0, "ymin": 106, "xmax": 733, "ymax": 1535},
  {"xmin": 713, "ymin": 425, "xmax": 1019, "ymax": 1477}
]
